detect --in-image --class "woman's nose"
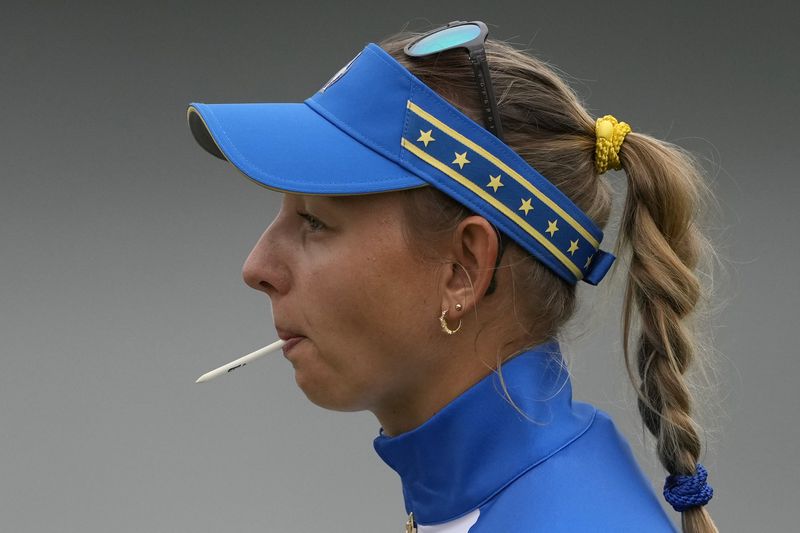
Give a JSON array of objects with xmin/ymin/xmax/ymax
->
[{"xmin": 241, "ymin": 225, "xmax": 288, "ymax": 296}]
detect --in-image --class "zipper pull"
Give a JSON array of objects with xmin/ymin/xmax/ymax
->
[{"xmin": 405, "ymin": 511, "xmax": 417, "ymax": 533}]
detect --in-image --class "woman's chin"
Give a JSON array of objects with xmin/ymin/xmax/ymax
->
[{"xmin": 295, "ymin": 375, "xmax": 363, "ymax": 412}]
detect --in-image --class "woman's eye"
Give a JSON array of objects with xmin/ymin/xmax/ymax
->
[{"xmin": 297, "ymin": 211, "xmax": 326, "ymax": 232}]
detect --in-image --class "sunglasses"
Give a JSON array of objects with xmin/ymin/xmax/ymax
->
[{"xmin": 404, "ymin": 20, "xmax": 505, "ymax": 142}]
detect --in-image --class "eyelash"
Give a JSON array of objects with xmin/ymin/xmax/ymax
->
[{"xmin": 297, "ymin": 211, "xmax": 326, "ymax": 232}]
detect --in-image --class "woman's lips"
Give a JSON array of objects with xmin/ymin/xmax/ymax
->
[{"xmin": 282, "ymin": 337, "xmax": 306, "ymax": 356}]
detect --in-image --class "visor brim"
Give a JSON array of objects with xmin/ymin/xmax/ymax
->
[{"xmin": 186, "ymin": 102, "xmax": 427, "ymax": 195}]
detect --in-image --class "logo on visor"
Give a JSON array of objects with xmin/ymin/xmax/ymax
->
[{"xmin": 319, "ymin": 50, "xmax": 363, "ymax": 93}]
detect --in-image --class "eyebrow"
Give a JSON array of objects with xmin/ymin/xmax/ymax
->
[
  {"xmin": 313, "ymin": 195, "xmax": 356, "ymax": 207},
  {"xmin": 320, "ymin": 195, "xmax": 348, "ymax": 203},
  {"xmin": 324, "ymin": 192, "xmax": 390, "ymax": 202},
  {"xmin": 300, "ymin": 195, "xmax": 349, "ymax": 214},
  {"xmin": 304, "ymin": 193, "xmax": 378, "ymax": 210}
]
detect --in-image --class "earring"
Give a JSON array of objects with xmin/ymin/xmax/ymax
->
[
  {"xmin": 439, "ymin": 307, "xmax": 462, "ymax": 335},
  {"xmin": 455, "ymin": 303, "xmax": 463, "ymax": 311}
]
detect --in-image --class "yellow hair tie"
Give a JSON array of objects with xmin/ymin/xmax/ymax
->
[{"xmin": 594, "ymin": 114, "xmax": 631, "ymax": 174}]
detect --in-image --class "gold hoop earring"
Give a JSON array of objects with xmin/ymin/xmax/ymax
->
[{"xmin": 439, "ymin": 307, "xmax": 462, "ymax": 335}]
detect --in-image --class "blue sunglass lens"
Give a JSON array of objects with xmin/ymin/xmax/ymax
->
[{"xmin": 408, "ymin": 24, "xmax": 481, "ymax": 55}]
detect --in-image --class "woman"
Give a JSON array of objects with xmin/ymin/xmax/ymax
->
[{"xmin": 186, "ymin": 20, "xmax": 719, "ymax": 533}]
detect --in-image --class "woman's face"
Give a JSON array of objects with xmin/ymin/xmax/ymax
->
[{"xmin": 242, "ymin": 191, "xmax": 445, "ymax": 415}]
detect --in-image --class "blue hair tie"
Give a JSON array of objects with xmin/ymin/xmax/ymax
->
[{"xmin": 663, "ymin": 463, "xmax": 714, "ymax": 512}]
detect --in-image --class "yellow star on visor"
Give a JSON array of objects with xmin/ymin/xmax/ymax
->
[
  {"xmin": 546, "ymin": 220, "xmax": 559, "ymax": 237},
  {"xmin": 567, "ymin": 239, "xmax": 579, "ymax": 255},
  {"xmin": 486, "ymin": 174, "xmax": 503, "ymax": 193},
  {"xmin": 518, "ymin": 197, "xmax": 533, "ymax": 215},
  {"xmin": 452, "ymin": 151, "xmax": 470, "ymax": 169},
  {"xmin": 417, "ymin": 129, "xmax": 435, "ymax": 147}
]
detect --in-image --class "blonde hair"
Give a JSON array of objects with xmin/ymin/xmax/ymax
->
[{"xmin": 379, "ymin": 29, "xmax": 722, "ymax": 533}]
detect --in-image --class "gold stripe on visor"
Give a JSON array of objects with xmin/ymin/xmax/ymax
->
[
  {"xmin": 406, "ymin": 100, "xmax": 599, "ymax": 249},
  {"xmin": 400, "ymin": 137, "xmax": 584, "ymax": 280}
]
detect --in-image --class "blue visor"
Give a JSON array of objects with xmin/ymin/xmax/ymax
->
[{"xmin": 186, "ymin": 43, "xmax": 615, "ymax": 285}]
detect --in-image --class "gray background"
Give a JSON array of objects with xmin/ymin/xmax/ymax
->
[{"xmin": 2, "ymin": 1, "xmax": 797, "ymax": 531}]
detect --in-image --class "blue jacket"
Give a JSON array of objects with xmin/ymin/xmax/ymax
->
[{"xmin": 372, "ymin": 339, "xmax": 678, "ymax": 532}]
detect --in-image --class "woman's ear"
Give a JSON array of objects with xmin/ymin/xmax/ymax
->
[{"xmin": 440, "ymin": 215, "xmax": 500, "ymax": 317}]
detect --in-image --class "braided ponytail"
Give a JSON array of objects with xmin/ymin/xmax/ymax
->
[{"xmin": 615, "ymin": 131, "xmax": 720, "ymax": 533}]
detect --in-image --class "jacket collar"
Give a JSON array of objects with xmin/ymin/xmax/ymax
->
[{"xmin": 372, "ymin": 339, "xmax": 595, "ymax": 524}]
